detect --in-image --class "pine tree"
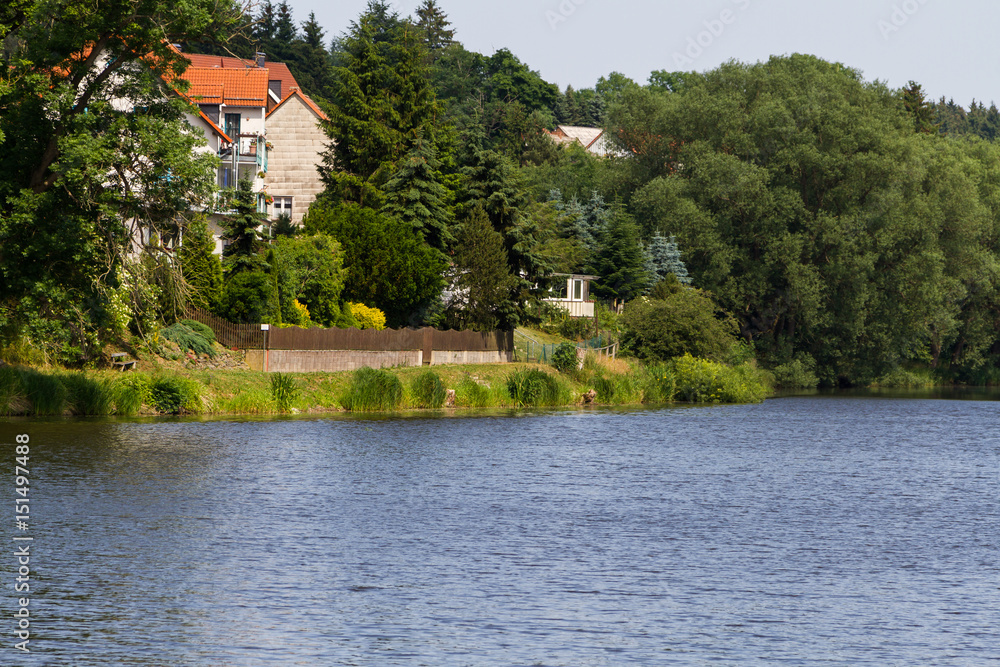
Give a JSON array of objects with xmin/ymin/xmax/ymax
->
[
  {"xmin": 902, "ymin": 81, "xmax": 938, "ymax": 135},
  {"xmin": 178, "ymin": 216, "xmax": 223, "ymax": 311},
  {"xmin": 381, "ymin": 138, "xmax": 453, "ymax": 252},
  {"xmin": 643, "ymin": 233, "xmax": 691, "ymax": 288},
  {"xmin": 274, "ymin": 1, "xmax": 297, "ymax": 42},
  {"xmin": 589, "ymin": 208, "xmax": 648, "ymax": 302}
]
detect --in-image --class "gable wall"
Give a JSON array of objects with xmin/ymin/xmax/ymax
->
[{"xmin": 264, "ymin": 96, "xmax": 326, "ymax": 224}]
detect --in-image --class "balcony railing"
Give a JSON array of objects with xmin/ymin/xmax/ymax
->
[{"xmin": 543, "ymin": 299, "xmax": 595, "ymax": 318}]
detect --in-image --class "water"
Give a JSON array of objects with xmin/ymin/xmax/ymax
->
[{"xmin": 2, "ymin": 397, "xmax": 998, "ymax": 665}]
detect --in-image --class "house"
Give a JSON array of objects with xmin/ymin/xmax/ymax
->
[
  {"xmin": 174, "ymin": 49, "xmax": 329, "ymax": 239},
  {"xmin": 544, "ymin": 273, "xmax": 598, "ymax": 318},
  {"xmin": 545, "ymin": 125, "xmax": 613, "ymax": 157}
]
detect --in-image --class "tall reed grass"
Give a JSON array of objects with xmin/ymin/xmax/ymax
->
[
  {"xmin": 506, "ymin": 368, "xmax": 569, "ymax": 407},
  {"xmin": 410, "ymin": 370, "xmax": 447, "ymax": 408},
  {"xmin": 340, "ymin": 367, "xmax": 403, "ymax": 411}
]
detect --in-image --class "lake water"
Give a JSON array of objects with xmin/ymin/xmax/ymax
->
[{"xmin": 2, "ymin": 396, "xmax": 998, "ymax": 665}]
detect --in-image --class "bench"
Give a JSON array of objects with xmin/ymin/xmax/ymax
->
[{"xmin": 111, "ymin": 352, "xmax": 137, "ymax": 371}]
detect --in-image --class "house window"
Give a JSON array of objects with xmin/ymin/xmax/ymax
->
[
  {"xmin": 224, "ymin": 112, "xmax": 241, "ymax": 139},
  {"xmin": 272, "ymin": 196, "xmax": 293, "ymax": 218},
  {"xmin": 573, "ymin": 279, "xmax": 583, "ymax": 301}
]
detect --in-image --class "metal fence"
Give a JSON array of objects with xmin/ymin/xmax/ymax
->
[{"xmin": 184, "ymin": 308, "xmax": 265, "ymax": 350}]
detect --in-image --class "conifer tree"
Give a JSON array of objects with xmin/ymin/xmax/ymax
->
[
  {"xmin": 415, "ymin": 0, "xmax": 454, "ymax": 54},
  {"xmin": 178, "ymin": 216, "xmax": 223, "ymax": 311},
  {"xmin": 220, "ymin": 180, "xmax": 267, "ymax": 274},
  {"xmin": 589, "ymin": 208, "xmax": 648, "ymax": 302},
  {"xmin": 381, "ymin": 138, "xmax": 453, "ymax": 253},
  {"xmin": 446, "ymin": 207, "xmax": 520, "ymax": 331},
  {"xmin": 644, "ymin": 233, "xmax": 691, "ymax": 287}
]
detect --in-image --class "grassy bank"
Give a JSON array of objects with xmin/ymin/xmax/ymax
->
[{"xmin": 0, "ymin": 353, "xmax": 772, "ymax": 417}]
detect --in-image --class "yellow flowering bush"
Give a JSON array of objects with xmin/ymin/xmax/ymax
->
[{"xmin": 349, "ymin": 302, "xmax": 386, "ymax": 330}]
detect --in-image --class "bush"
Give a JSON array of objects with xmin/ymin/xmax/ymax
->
[
  {"xmin": 506, "ymin": 368, "xmax": 567, "ymax": 407},
  {"xmin": 870, "ymin": 367, "xmax": 936, "ymax": 389},
  {"xmin": 160, "ymin": 323, "xmax": 216, "ymax": 358},
  {"xmin": 621, "ymin": 287, "xmax": 739, "ymax": 362},
  {"xmin": 270, "ymin": 373, "xmax": 299, "ymax": 412},
  {"xmin": 149, "ymin": 375, "xmax": 202, "ymax": 414},
  {"xmin": 218, "ymin": 271, "xmax": 280, "ymax": 324},
  {"xmin": 62, "ymin": 372, "xmax": 112, "ymax": 415},
  {"xmin": 0, "ymin": 337, "xmax": 48, "ymax": 366},
  {"xmin": 771, "ymin": 358, "xmax": 819, "ymax": 389},
  {"xmin": 341, "ymin": 367, "xmax": 403, "ymax": 411},
  {"xmin": 671, "ymin": 354, "xmax": 770, "ymax": 404},
  {"xmin": 348, "ymin": 302, "xmax": 387, "ymax": 330},
  {"xmin": 410, "ymin": 370, "xmax": 447, "ymax": 408},
  {"xmin": 179, "ymin": 319, "xmax": 216, "ymax": 345},
  {"xmin": 551, "ymin": 342, "xmax": 579, "ymax": 374}
]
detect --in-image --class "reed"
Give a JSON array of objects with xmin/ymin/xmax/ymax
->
[
  {"xmin": 410, "ymin": 370, "xmax": 447, "ymax": 408},
  {"xmin": 18, "ymin": 368, "xmax": 68, "ymax": 415},
  {"xmin": 340, "ymin": 367, "xmax": 403, "ymax": 412},
  {"xmin": 506, "ymin": 368, "xmax": 568, "ymax": 407},
  {"xmin": 270, "ymin": 373, "xmax": 299, "ymax": 412},
  {"xmin": 62, "ymin": 372, "xmax": 113, "ymax": 416}
]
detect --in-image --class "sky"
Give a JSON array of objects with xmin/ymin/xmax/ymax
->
[{"xmin": 291, "ymin": 0, "xmax": 1000, "ymax": 106}]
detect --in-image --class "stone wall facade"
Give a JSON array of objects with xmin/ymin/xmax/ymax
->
[
  {"xmin": 244, "ymin": 349, "xmax": 512, "ymax": 372},
  {"xmin": 264, "ymin": 94, "xmax": 326, "ymax": 225}
]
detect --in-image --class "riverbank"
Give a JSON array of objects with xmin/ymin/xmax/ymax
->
[{"xmin": 0, "ymin": 351, "xmax": 772, "ymax": 417}]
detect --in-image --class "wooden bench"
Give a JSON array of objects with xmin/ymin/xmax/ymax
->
[{"xmin": 111, "ymin": 352, "xmax": 137, "ymax": 371}]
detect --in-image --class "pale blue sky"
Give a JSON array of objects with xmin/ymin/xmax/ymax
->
[{"xmin": 292, "ymin": 0, "xmax": 998, "ymax": 105}]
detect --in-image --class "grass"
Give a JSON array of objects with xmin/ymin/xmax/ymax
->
[
  {"xmin": 340, "ymin": 367, "xmax": 404, "ymax": 412},
  {"xmin": 409, "ymin": 370, "xmax": 447, "ymax": 408},
  {"xmin": 506, "ymin": 368, "xmax": 570, "ymax": 407}
]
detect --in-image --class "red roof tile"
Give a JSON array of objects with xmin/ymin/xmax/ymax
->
[{"xmin": 183, "ymin": 67, "xmax": 268, "ymax": 107}]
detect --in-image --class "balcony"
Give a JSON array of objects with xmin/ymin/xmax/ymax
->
[{"xmin": 543, "ymin": 299, "xmax": 595, "ymax": 318}]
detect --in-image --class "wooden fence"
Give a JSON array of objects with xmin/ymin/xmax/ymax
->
[{"xmin": 184, "ymin": 308, "xmax": 513, "ymax": 353}]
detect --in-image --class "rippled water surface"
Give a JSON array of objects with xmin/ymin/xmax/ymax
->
[{"xmin": 2, "ymin": 397, "xmax": 999, "ymax": 665}]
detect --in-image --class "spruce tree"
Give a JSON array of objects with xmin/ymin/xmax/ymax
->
[
  {"xmin": 589, "ymin": 208, "xmax": 648, "ymax": 302},
  {"xmin": 220, "ymin": 179, "xmax": 267, "ymax": 274},
  {"xmin": 381, "ymin": 139, "xmax": 453, "ymax": 253},
  {"xmin": 644, "ymin": 233, "xmax": 691, "ymax": 287},
  {"xmin": 415, "ymin": 0, "xmax": 454, "ymax": 54},
  {"xmin": 447, "ymin": 207, "xmax": 520, "ymax": 331}
]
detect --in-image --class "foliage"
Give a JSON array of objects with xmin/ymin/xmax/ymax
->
[
  {"xmin": 443, "ymin": 207, "xmax": 521, "ymax": 331},
  {"xmin": 111, "ymin": 374, "xmax": 150, "ymax": 416},
  {"xmin": 179, "ymin": 320, "xmax": 216, "ymax": 344},
  {"xmin": 62, "ymin": 372, "xmax": 113, "ymax": 415},
  {"xmin": 410, "ymin": 370, "xmax": 447, "ymax": 408},
  {"xmin": 506, "ymin": 368, "xmax": 567, "ymax": 407},
  {"xmin": 551, "ymin": 342, "xmax": 579, "ymax": 374},
  {"xmin": 303, "ymin": 202, "xmax": 446, "ymax": 327},
  {"xmin": 381, "ymin": 138, "xmax": 453, "ymax": 252},
  {"xmin": 592, "ymin": 372, "xmax": 643, "ymax": 405},
  {"xmin": 18, "ymin": 368, "xmax": 68, "ymax": 415},
  {"xmin": 869, "ymin": 368, "xmax": 937, "ymax": 389},
  {"xmin": 149, "ymin": 375, "xmax": 202, "ymax": 414},
  {"xmin": 771, "ymin": 359, "xmax": 820, "ymax": 390},
  {"xmin": 454, "ymin": 376, "xmax": 510, "ymax": 408},
  {"xmin": 643, "ymin": 233, "xmax": 691, "ymax": 287},
  {"xmin": 270, "ymin": 373, "xmax": 299, "ymax": 412},
  {"xmin": 671, "ymin": 355, "xmax": 770, "ymax": 404},
  {"xmin": 588, "ymin": 207, "xmax": 648, "ymax": 302},
  {"xmin": 160, "ymin": 323, "xmax": 216, "ymax": 358},
  {"xmin": 0, "ymin": 367, "xmax": 28, "ymax": 416},
  {"xmin": 220, "ymin": 179, "xmax": 268, "ymax": 274},
  {"xmin": 640, "ymin": 363, "xmax": 676, "ymax": 403},
  {"xmin": 621, "ymin": 286, "xmax": 739, "ymax": 362},
  {"xmin": 340, "ymin": 366, "xmax": 403, "ymax": 411},
  {"xmin": 270, "ymin": 234, "xmax": 347, "ymax": 327},
  {"xmin": 218, "ymin": 272, "xmax": 280, "ymax": 324},
  {"xmin": 179, "ymin": 216, "xmax": 224, "ymax": 311},
  {"xmin": 348, "ymin": 303, "xmax": 387, "ymax": 330}
]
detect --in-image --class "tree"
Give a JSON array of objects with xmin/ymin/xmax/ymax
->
[
  {"xmin": 644, "ymin": 233, "xmax": 691, "ymax": 287},
  {"xmin": 0, "ymin": 0, "xmax": 244, "ymax": 361},
  {"xmin": 321, "ymin": 1, "xmax": 437, "ymax": 207},
  {"xmin": 588, "ymin": 207, "xmax": 648, "ymax": 303},
  {"xmin": 415, "ymin": 0, "xmax": 454, "ymax": 54},
  {"xmin": 902, "ymin": 81, "xmax": 938, "ymax": 134},
  {"xmin": 381, "ymin": 138, "xmax": 453, "ymax": 252},
  {"xmin": 179, "ymin": 216, "xmax": 224, "ymax": 311},
  {"xmin": 444, "ymin": 207, "xmax": 520, "ymax": 331},
  {"xmin": 271, "ymin": 234, "xmax": 348, "ymax": 327},
  {"xmin": 220, "ymin": 180, "xmax": 267, "ymax": 274},
  {"xmin": 302, "ymin": 202, "xmax": 446, "ymax": 327}
]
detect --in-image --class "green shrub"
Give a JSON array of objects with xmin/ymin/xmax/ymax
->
[
  {"xmin": 506, "ymin": 368, "xmax": 567, "ymax": 407},
  {"xmin": 62, "ymin": 373, "xmax": 112, "ymax": 415},
  {"xmin": 270, "ymin": 373, "xmax": 299, "ymax": 412},
  {"xmin": 771, "ymin": 358, "xmax": 819, "ymax": 389},
  {"xmin": 621, "ymin": 288, "xmax": 739, "ymax": 362},
  {"xmin": 341, "ymin": 367, "xmax": 403, "ymax": 412},
  {"xmin": 551, "ymin": 342, "xmax": 579, "ymax": 374},
  {"xmin": 641, "ymin": 363, "xmax": 676, "ymax": 403},
  {"xmin": 111, "ymin": 374, "xmax": 150, "ymax": 416},
  {"xmin": 179, "ymin": 319, "xmax": 216, "ymax": 345},
  {"xmin": 410, "ymin": 370, "xmax": 447, "ymax": 408},
  {"xmin": 0, "ymin": 367, "xmax": 28, "ymax": 416},
  {"xmin": 160, "ymin": 323, "xmax": 216, "ymax": 358},
  {"xmin": 671, "ymin": 354, "xmax": 770, "ymax": 404},
  {"xmin": 454, "ymin": 376, "xmax": 511, "ymax": 408},
  {"xmin": 592, "ymin": 372, "xmax": 643, "ymax": 404},
  {"xmin": 870, "ymin": 367, "xmax": 936, "ymax": 389},
  {"xmin": 0, "ymin": 337, "xmax": 47, "ymax": 366},
  {"xmin": 18, "ymin": 368, "xmax": 67, "ymax": 415},
  {"xmin": 149, "ymin": 375, "xmax": 202, "ymax": 414}
]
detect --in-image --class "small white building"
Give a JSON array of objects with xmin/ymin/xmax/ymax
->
[{"xmin": 544, "ymin": 273, "xmax": 598, "ymax": 318}]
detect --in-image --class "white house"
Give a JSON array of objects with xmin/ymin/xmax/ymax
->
[{"xmin": 544, "ymin": 273, "xmax": 598, "ymax": 318}]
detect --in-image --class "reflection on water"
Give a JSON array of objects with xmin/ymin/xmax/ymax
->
[{"xmin": 2, "ymin": 396, "xmax": 999, "ymax": 665}]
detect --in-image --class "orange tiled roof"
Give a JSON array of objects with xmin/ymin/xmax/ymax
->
[
  {"xmin": 180, "ymin": 53, "xmax": 300, "ymax": 94},
  {"xmin": 183, "ymin": 67, "xmax": 268, "ymax": 107},
  {"xmin": 266, "ymin": 88, "xmax": 329, "ymax": 121}
]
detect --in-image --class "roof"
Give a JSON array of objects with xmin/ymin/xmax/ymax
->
[
  {"xmin": 183, "ymin": 67, "xmax": 268, "ymax": 107},
  {"xmin": 548, "ymin": 125, "xmax": 605, "ymax": 149},
  {"xmin": 266, "ymin": 88, "xmax": 329, "ymax": 121},
  {"xmin": 180, "ymin": 53, "xmax": 299, "ymax": 93}
]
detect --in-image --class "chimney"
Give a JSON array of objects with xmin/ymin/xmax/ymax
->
[{"xmin": 255, "ymin": 52, "xmax": 266, "ymax": 68}]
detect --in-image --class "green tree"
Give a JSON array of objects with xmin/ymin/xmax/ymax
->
[
  {"xmin": 589, "ymin": 208, "xmax": 648, "ymax": 302},
  {"xmin": 644, "ymin": 233, "xmax": 691, "ymax": 286},
  {"xmin": 178, "ymin": 216, "xmax": 224, "ymax": 311},
  {"xmin": 270, "ymin": 234, "xmax": 348, "ymax": 327},
  {"xmin": 220, "ymin": 180, "xmax": 267, "ymax": 274},
  {"xmin": 381, "ymin": 138, "xmax": 453, "ymax": 252},
  {"xmin": 415, "ymin": 0, "xmax": 454, "ymax": 54},
  {"xmin": 302, "ymin": 202, "xmax": 446, "ymax": 327},
  {"xmin": 444, "ymin": 207, "xmax": 520, "ymax": 331}
]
